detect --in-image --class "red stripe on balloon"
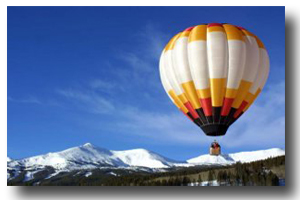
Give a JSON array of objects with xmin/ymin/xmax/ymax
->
[
  {"xmin": 208, "ymin": 23, "xmax": 223, "ymax": 27},
  {"xmin": 184, "ymin": 26, "xmax": 195, "ymax": 31},
  {"xmin": 221, "ymin": 98, "xmax": 234, "ymax": 116},
  {"xmin": 200, "ymin": 98, "xmax": 212, "ymax": 116},
  {"xmin": 236, "ymin": 26, "xmax": 246, "ymax": 30},
  {"xmin": 234, "ymin": 101, "xmax": 248, "ymax": 118},
  {"xmin": 184, "ymin": 101, "xmax": 199, "ymax": 119}
]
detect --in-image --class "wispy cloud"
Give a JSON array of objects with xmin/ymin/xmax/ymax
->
[
  {"xmin": 110, "ymin": 107, "xmax": 210, "ymax": 145},
  {"xmin": 89, "ymin": 79, "xmax": 117, "ymax": 91},
  {"xmin": 8, "ymin": 96, "xmax": 42, "ymax": 104},
  {"xmin": 57, "ymin": 89, "xmax": 115, "ymax": 114},
  {"xmin": 112, "ymin": 23, "xmax": 170, "ymax": 91},
  {"xmin": 136, "ymin": 23, "xmax": 170, "ymax": 60}
]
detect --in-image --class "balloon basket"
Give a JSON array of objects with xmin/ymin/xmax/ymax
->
[{"xmin": 209, "ymin": 140, "xmax": 221, "ymax": 156}]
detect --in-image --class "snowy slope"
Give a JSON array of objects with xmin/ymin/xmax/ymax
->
[
  {"xmin": 228, "ymin": 148, "xmax": 285, "ymax": 163},
  {"xmin": 8, "ymin": 143, "xmax": 127, "ymax": 171},
  {"xmin": 7, "ymin": 143, "xmax": 183, "ymax": 172},
  {"xmin": 187, "ymin": 148, "xmax": 285, "ymax": 164},
  {"xmin": 7, "ymin": 143, "xmax": 285, "ymax": 177},
  {"xmin": 187, "ymin": 154, "xmax": 235, "ymax": 165},
  {"xmin": 111, "ymin": 149, "xmax": 179, "ymax": 168}
]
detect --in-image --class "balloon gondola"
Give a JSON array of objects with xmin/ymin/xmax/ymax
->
[
  {"xmin": 159, "ymin": 23, "xmax": 269, "ymax": 151},
  {"xmin": 210, "ymin": 140, "xmax": 221, "ymax": 156}
]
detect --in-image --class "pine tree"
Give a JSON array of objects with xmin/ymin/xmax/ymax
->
[
  {"xmin": 266, "ymin": 172, "xmax": 279, "ymax": 186},
  {"xmin": 217, "ymin": 171, "xmax": 223, "ymax": 183},
  {"xmin": 182, "ymin": 176, "xmax": 190, "ymax": 186},
  {"xmin": 208, "ymin": 170, "xmax": 213, "ymax": 186}
]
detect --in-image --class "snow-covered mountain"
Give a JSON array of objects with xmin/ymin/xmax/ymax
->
[
  {"xmin": 111, "ymin": 148, "xmax": 180, "ymax": 168},
  {"xmin": 7, "ymin": 143, "xmax": 182, "ymax": 172},
  {"xmin": 187, "ymin": 148, "xmax": 285, "ymax": 164},
  {"xmin": 7, "ymin": 143, "xmax": 285, "ymax": 182}
]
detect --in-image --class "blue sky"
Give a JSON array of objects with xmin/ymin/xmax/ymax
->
[{"xmin": 7, "ymin": 6, "xmax": 285, "ymax": 160}]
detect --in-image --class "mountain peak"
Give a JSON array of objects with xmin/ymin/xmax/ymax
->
[{"xmin": 82, "ymin": 143, "xmax": 93, "ymax": 147}]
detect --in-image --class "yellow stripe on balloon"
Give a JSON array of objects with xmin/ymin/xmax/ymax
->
[
  {"xmin": 164, "ymin": 34, "xmax": 181, "ymax": 52},
  {"xmin": 181, "ymin": 81, "xmax": 202, "ymax": 109},
  {"xmin": 179, "ymin": 30, "xmax": 191, "ymax": 38},
  {"xmin": 168, "ymin": 90, "xmax": 189, "ymax": 113},
  {"xmin": 241, "ymin": 29, "xmax": 256, "ymax": 37},
  {"xmin": 210, "ymin": 78, "xmax": 226, "ymax": 107},
  {"xmin": 244, "ymin": 91, "xmax": 255, "ymax": 103},
  {"xmin": 208, "ymin": 26, "xmax": 225, "ymax": 33},
  {"xmin": 232, "ymin": 80, "xmax": 253, "ymax": 108},
  {"xmin": 188, "ymin": 25, "xmax": 207, "ymax": 42},
  {"xmin": 178, "ymin": 93, "xmax": 189, "ymax": 104},
  {"xmin": 196, "ymin": 88, "xmax": 211, "ymax": 99},
  {"xmin": 223, "ymin": 24, "xmax": 245, "ymax": 41},
  {"xmin": 173, "ymin": 100, "xmax": 181, "ymax": 109},
  {"xmin": 243, "ymin": 88, "xmax": 262, "ymax": 111},
  {"xmin": 225, "ymin": 88, "xmax": 238, "ymax": 99},
  {"xmin": 255, "ymin": 36, "xmax": 266, "ymax": 49}
]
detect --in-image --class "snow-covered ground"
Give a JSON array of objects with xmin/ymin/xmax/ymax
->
[
  {"xmin": 188, "ymin": 180, "xmax": 219, "ymax": 186},
  {"xmin": 107, "ymin": 172, "xmax": 118, "ymax": 176},
  {"xmin": 84, "ymin": 171, "xmax": 93, "ymax": 177}
]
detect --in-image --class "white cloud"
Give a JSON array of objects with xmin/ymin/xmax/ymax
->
[
  {"xmin": 112, "ymin": 23, "xmax": 169, "ymax": 91},
  {"xmin": 8, "ymin": 96, "xmax": 42, "ymax": 104},
  {"xmin": 57, "ymin": 89, "xmax": 115, "ymax": 114},
  {"xmin": 136, "ymin": 23, "xmax": 170, "ymax": 60},
  {"xmin": 111, "ymin": 107, "xmax": 211, "ymax": 145},
  {"xmin": 89, "ymin": 79, "xmax": 116, "ymax": 91}
]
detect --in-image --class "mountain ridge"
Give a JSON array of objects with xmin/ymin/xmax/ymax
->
[{"xmin": 7, "ymin": 143, "xmax": 285, "ymax": 182}]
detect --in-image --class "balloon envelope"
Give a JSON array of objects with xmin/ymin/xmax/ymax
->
[{"xmin": 159, "ymin": 23, "xmax": 269, "ymax": 136}]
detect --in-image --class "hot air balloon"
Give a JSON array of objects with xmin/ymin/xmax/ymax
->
[{"xmin": 159, "ymin": 23, "xmax": 270, "ymax": 140}]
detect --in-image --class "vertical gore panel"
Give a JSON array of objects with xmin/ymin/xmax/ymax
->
[
  {"xmin": 173, "ymin": 29, "xmax": 208, "ymax": 124},
  {"xmin": 221, "ymin": 24, "xmax": 246, "ymax": 116},
  {"xmin": 207, "ymin": 23, "xmax": 228, "ymax": 124},
  {"xmin": 188, "ymin": 25, "xmax": 212, "ymax": 121}
]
